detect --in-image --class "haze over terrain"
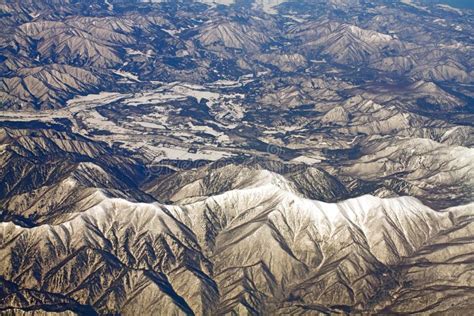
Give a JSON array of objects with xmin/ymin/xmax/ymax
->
[
  {"xmin": 0, "ymin": 0, "xmax": 473, "ymax": 315},
  {"xmin": 422, "ymin": 0, "xmax": 474, "ymax": 10}
]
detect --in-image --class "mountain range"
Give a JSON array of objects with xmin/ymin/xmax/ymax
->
[{"xmin": 0, "ymin": 0, "xmax": 473, "ymax": 314}]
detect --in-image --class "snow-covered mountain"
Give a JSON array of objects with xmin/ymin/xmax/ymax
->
[
  {"xmin": 0, "ymin": 0, "xmax": 473, "ymax": 314},
  {"xmin": 2, "ymin": 177, "xmax": 472, "ymax": 314},
  {"xmin": 0, "ymin": 125, "xmax": 473, "ymax": 314}
]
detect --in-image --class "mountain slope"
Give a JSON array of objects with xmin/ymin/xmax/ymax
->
[
  {"xmin": 0, "ymin": 127, "xmax": 150, "ymax": 225},
  {"xmin": 1, "ymin": 179, "xmax": 472, "ymax": 314},
  {"xmin": 0, "ymin": 0, "xmax": 473, "ymax": 314}
]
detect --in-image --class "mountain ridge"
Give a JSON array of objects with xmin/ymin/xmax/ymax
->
[{"xmin": 1, "ymin": 188, "xmax": 471, "ymax": 314}]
